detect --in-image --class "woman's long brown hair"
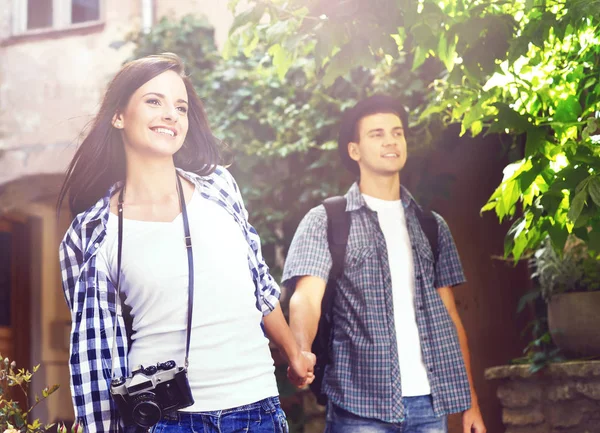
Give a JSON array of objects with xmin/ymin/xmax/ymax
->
[{"xmin": 57, "ymin": 53, "xmax": 221, "ymax": 217}]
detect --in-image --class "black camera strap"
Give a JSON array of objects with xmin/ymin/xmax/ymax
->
[{"xmin": 110, "ymin": 173, "xmax": 195, "ymax": 381}]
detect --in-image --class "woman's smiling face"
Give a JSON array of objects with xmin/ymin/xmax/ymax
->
[{"xmin": 113, "ymin": 70, "xmax": 189, "ymax": 160}]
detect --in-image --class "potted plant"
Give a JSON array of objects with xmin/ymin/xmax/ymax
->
[{"xmin": 530, "ymin": 235, "xmax": 600, "ymax": 357}]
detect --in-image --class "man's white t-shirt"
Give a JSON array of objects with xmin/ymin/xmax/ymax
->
[
  {"xmin": 362, "ymin": 193, "xmax": 431, "ymax": 396},
  {"xmin": 98, "ymin": 188, "xmax": 278, "ymax": 411}
]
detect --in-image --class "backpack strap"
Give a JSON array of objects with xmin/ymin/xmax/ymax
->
[
  {"xmin": 414, "ymin": 206, "xmax": 440, "ymax": 263},
  {"xmin": 322, "ymin": 196, "xmax": 350, "ymax": 313},
  {"xmin": 324, "ymin": 196, "xmax": 350, "ymax": 280}
]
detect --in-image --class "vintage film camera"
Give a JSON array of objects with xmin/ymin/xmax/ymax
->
[{"xmin": 110, "ymin": 360, "xmax": 194, "ymax": 428}]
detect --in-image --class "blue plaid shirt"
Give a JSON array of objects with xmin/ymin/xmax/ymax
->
[
  {"xmin": 59, "ymin": 167, "xmax": 281, "ymax": 433},
  {"xmin": 282, "ymin": 183, "xmax": 471, "ymax": 422}
]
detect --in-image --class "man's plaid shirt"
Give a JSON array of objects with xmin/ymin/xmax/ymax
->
[
  {"xmin": 59, "ymin": 167, "xmax": 281, "ymax": 433},
  {"xmin": 282, "ymin": 183, "xmax": 471, "ymax": 423}
]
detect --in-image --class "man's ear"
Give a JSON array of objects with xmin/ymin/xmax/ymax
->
[
  {"xmin": 348, "ymin": 141, "xmax": 361, "ymax": 162},
  {"xmin": 112, "ymin": 113, "xmax": 124, "ymax": 129}
]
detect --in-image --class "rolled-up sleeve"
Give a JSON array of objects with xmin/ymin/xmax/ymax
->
[{"xmin": 282, "ymin": 205, "xmax": 332, "ymax": 290}]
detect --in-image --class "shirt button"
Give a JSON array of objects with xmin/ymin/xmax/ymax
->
[{"xmin": 94, "ymin": 242, "xmax": 100, "ymax": 249}]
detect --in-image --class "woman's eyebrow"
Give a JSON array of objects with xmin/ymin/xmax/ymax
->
[{"xmin": 142, "ymin": 92, "xmax": 188, "ymax": 105}]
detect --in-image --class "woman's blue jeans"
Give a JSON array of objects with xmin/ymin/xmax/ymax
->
[{"xmin": 136, "ymin": 396, "xmax": 288, "ymax": 433}]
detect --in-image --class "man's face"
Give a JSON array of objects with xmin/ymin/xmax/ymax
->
[{"xmin": 348, "ymin": 112, "xmax": 407, "ymax": 179}]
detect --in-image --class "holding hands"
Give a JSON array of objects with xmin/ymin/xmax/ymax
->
[{"xmin": 287, "ymin": 351, "xmax": 316, "ymax": 389}]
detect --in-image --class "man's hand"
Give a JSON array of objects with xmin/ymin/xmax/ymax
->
[
  {"xmin": 463, "ymin": 406, "xmax": 486, "ymax": 433},
  {"xmin": 287, "ymin": 351, "xmax": 316, "ymax": 389}
]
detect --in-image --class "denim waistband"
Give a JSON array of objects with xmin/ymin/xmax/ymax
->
[{"xmin": 162, "ymin": 396, "xmax": 280, "ymax": 420}]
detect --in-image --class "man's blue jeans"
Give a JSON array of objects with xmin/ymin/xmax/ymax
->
[
  {"xmin": 143, "ymin": 396, "xmax": 288, "ymax": 433},
  {"xmin": 325, "ymin": 395, "xmax": 447, "ymax": 433}
]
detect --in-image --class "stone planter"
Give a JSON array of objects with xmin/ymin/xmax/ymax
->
[
  {"xmin": 547, "ymin": 291, "xmax": 600, "ymax": 357},
  {"xmin": 485, "ymin": 361, "xmax": 600, "ymax": 433}
]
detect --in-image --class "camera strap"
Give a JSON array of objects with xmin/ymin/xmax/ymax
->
[{"xmin": 110, "ymin": 173, "xmax": 195, "ymax": 381}]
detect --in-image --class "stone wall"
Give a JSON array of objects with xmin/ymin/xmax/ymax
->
[{"xmin": 485, "ymin": 361, "xmax": 600, "ymax": 433}]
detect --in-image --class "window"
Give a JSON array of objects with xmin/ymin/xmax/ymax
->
[
  {"xmin": 12, "ymin": 0, "xmax": 102, "ymax": 34},
  {"xmin": 27, "ymin": 0, "xmax": 53, "ymax": 30},
  {"xmin": 72, "ymin": 0, "xmax": 100, "ymax": 24}
]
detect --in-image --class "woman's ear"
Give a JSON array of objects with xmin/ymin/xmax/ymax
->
[{"xmin": 112, "ymin": 113, "xmax": 124, "ymax": 129}]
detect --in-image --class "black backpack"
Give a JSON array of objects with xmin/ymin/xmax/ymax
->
[{"xmin": 309, "ymin": 196, "xmax": 440, "ymax": 405}]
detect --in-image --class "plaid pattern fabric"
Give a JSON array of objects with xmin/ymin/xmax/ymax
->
[
  {"xmin": 60, "ymin": 167, "xmax": 280, "ymax": 433},
  {"xmin": 282, "ymin": 183, "xmax": 471, "ymax": 423}
]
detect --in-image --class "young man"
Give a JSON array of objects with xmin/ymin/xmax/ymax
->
[{"xmin": 283, "ymin": 95, "xmax": 486, "ymax": 433}]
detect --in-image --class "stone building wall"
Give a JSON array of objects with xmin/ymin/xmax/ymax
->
[{"xmin": 485, "ymin": 361, "xmax": 600, "ymax": 433}]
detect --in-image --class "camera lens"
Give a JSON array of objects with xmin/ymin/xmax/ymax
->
[{"xmin": 131, "ymin": 392, "xmax": 162, "ymax": 428}]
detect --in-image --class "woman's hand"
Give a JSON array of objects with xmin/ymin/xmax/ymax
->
[{"xmin": 287, "ymin": 351, "xmax": 316, "ymax": 389}]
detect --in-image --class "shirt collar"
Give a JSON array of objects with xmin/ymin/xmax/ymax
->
[{"xmin": 345, "ymin": 182, "xmax": 418, "ymax": 212}]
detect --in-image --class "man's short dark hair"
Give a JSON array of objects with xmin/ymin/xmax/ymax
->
[{"xmin": 337, "ymin": 94, "xmax": 409, "ymax": 176}]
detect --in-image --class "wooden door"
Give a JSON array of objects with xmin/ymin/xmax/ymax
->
[
  {"xmin": 0, "ymin": 219, "xmax": 13, "ymax": 359},
  {"xmin": 0, "ymin": 217, "xmax": 31, "ymax": 380}
]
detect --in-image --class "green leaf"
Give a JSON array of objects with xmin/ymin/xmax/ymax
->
[
  {"xmin": 513, "ymin": 232, "xmax": 528, "ymax": 261},
  {"xmin": 518, "ymin": 159, "xmax": 546, "ymax": 192},
  {"xmin": 471, "ymin": 120, "xmax": 483, "ymax": 136},
  {"xmin": 480, "ymin": 199, "xmax": 498, "ymax": 214},
  {"xmin": 567, "ymin": 189, "xmax": 587, "ymax": 223},
  {"xmin": 492, "ymin": 102, "xmax": 532, "ymax": 132},
  {"xmin": 322, "ymin": 39, "xmax": 374, "ymax": 87},
  {"xmin": 505, "ymin": 217, "xmax": 526, "ymax": 260},
  {"xmin": 314, "ymin": 24, "xmax": 348, "ymax": 68},
  {"xmin": 588, "ymin": 177, "xmax": 600, "ymax": 207},
  {"xmin": 243, "ymin": 32, "xmax": 259, "ymax": 57},
  {"xmin": 229, "ymin": 3, "xmax": 266, "ymax": 35},
  {"xmin": 525, "ymin": 127, "xmax": 545, "ymax": 158},
  {"xmin": 548, "ymin": 223, "xmax": 568, "ymax": 252},
  {"xmin": 554, "ymin": 95, "xmax": 582, "ymax": 124},
  {"xmin": 268, "ymin": 44, "xmax": 294, "ymax": 81},
  {"xmin": 461, "ymin": 102, "xmax": 484, "ymax": 136},
  {"xmin": 372, "ymin": 32, "xmax": 400, "ymax": 57},
  {"xmin": 265, "ymin": 20, "xmax": 292, "ymax": 45},
  {"xmin": 410, "ymin": 21, "xmax": 437, "ymax": 51},
  {"xmin": 411, "ymin": 46, "xmax": 428, "ymax": 71},
  {"xmin": 437, "ymin": 33, "xmax": 457, "ymax": 72},
  {"xmin": 540, "ymin": 191, "xmax": 563, "ymax": 217},
  {"xmin": 502, "ymin": 179, "xmax": 520, "ymax": 216}
]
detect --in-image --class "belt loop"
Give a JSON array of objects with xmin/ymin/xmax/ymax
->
[{"xmin": 259, "ymin": 396, "xmax": 278, "ymax": 413}]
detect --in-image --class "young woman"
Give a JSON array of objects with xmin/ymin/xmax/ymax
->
[{"xmin": 58, "ymin": 53, "xmax": 314, "ymax": 433}]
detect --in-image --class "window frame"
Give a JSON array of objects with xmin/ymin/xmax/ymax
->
[{"xmin": 11, "ymin": 0, "xmax": 104, "ymax": 36}]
